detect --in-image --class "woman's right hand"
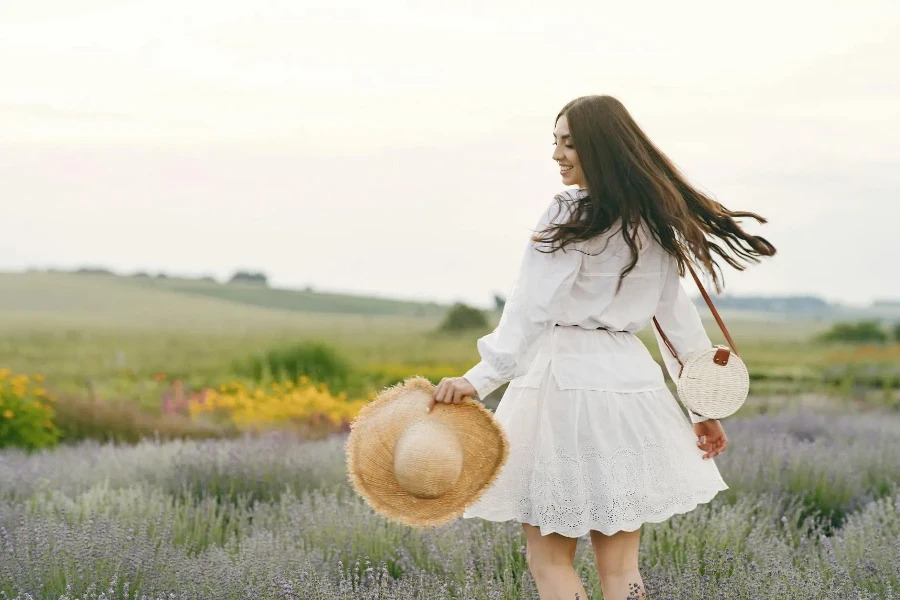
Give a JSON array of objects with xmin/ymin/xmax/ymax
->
[{"xmin": 693, "ymin": 419, "xmax": 728, "ymax": 460}]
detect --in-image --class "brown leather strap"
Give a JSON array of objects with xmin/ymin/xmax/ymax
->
[
  {"xmin": 653, "ymin": 262, "xmax": 741, "ymax": 365},
  {"xmin": 685, "ymin": 263, "xmax": 740, "ymax": 356},
  {"xmin": 652, "ymin": 315, "xmax": 685, "ymax": 377}
]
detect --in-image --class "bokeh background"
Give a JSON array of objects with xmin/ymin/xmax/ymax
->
[{"xmin": 2, "ymin": 2, "xmax": 899, "ymax": 598}]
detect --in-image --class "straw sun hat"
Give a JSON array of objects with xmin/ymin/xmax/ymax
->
[{"xmin": 345, "ymin": 376, "xmax": 509, "ymax": 527}]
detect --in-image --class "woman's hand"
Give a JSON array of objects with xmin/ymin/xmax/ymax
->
[
  {"xmin": 694, "ymin": 419, "xmax": 728, "ymax": 460},
  {"xmin": 429, "ymin": 377, "xmax": 478, "ymax": 412}
]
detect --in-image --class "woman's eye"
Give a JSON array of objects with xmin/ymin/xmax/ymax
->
[{"xmin": 566, "ymin": 144, "xmax": 574, "ymax": 149}]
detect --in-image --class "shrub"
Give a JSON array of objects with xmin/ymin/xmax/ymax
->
[
  {"xmin": 234, "ymin": 341, "xmax": 352, "ymax": 388},
  {"xmin": 818, "ymin": 321, "xmax": 888, "ymax": 344},
  {"xmin": 894, "ymin": 322, "xmax": 900, "ymax": 342},
  {"xmin": 0, "ymin": 370, "xmax": 60, "ymax": 450},
  {"xmin": 228, "ymin": 270, "xmax": 268, "ymax": 285},
  {"xmin": 438, "ymin": 302, "xmax": 488, "ymax": 332},
  {"xmin": 493, "ymin": 293, "xmax": 506, "ymax": 312}
]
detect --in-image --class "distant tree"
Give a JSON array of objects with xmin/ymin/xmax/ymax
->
[
  {"xmin": 75, "ymin": 267, "xmax": 115, "ymax": 276},
  {"xmin": 130, "ymin": 271, "xmax": 150, "ymax": 278},
  {"xmin": 894, "ymin": 322, "xmax": 900, "ymax": 342},
  {"xmin": 198, "ymin": 276, "xmax": 217, "ymax": 283},
  {"xmin": 228, "ymin": 270, "xmax": 269, "ymax": 286},
  {"xmin": 493, "ymin": 293, "xmax": 506, "ymax": 312},
  {"xmin": 438, "ymin": 303, "xmax": 488, "ymax": 332},
  {"xmin": 154, "ymin": 272, "xmax": 169, "ymax": 279},
  {"xmin": 819, "ymin": 321, "xmax": 888, "ymax": 344}
]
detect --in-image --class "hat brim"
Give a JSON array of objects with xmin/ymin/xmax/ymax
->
[{"xmin": 345, "ymin": 376, "xmax": 509, "ymax": 528}]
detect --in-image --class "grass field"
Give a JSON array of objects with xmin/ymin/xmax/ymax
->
[
  {"xmin": 1, "ymin": 272, "xmax": 899, "ymax": 598},
  {"xmin": 0, "ymin": 272, "xmax": 841, "ymax": 399},
  {"xmin": 4, "ymin": 270, "xmax": 898, "ymax": 419}
]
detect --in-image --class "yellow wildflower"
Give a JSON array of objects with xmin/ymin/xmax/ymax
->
[
  {"xmin": 189, "ymin": 376, "xmax": 367, "ymax": 431},
  {"xmin": 2, "ymin": 409, "xmax": 12, "ymax": 419}
]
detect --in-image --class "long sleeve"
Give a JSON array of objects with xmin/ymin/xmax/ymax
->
[
  {"xmin": 652, "ymin": 256, "xmax": 714, "ymax": 423},
  {"xmin": 463, "ymin": 198, "xmax": 584, "ymax": 401}
]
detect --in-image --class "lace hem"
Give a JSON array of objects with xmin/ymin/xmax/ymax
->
[
  {"xmin": 464, "ymin": 484, "xmax": 728, "ymax": 538},
  {"xmin": 462, "ymin": 433, "xmax": 729, "ymax": 538}
]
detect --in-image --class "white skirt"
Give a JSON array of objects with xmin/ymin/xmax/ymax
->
[{"xmin": 463, "ymin": 360, "xmax": 729, "ymax": 538}]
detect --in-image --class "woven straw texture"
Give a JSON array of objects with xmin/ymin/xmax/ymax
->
[
  {"xmin": 345, "ymin": 376, "xmax": 510, "ymax": 528},
  {"xmin": 676, "ymin": 347, "xmax": 750, "ymax": 419}
]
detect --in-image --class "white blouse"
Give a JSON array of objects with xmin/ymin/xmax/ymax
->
[{"xmin": 463, "ymin": 188, "xmax": 714, "ymax": 424}]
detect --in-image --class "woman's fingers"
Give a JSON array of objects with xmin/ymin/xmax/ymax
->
[
  {"xmin": 434, "ymin": 379, "xmax": 448, "ymax": 404},
  {"xmin": 701, "ymin": 436, "xmax": 727, "ymax": 459},
  {"xmin": 434, "ymin": 379, "xmax": 459, "ymax": 406},
  {"xmin": 452, "ymin": 386, "xmax": 465, "ymax": 404},
  {"xmin": 432, "ymin": 378, "xmax": 475, "ymax": 411}
]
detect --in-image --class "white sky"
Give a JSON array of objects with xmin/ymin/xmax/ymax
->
[{"xmin": 2, "ymin": 0, "xmax": 899, "ymax": 307}]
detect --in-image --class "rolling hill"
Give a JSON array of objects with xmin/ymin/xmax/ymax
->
[
  {"xmin": 5, "ymin": 270, "xmax": 885, "ymax": 341},
  {"xmin": 0, "ymin": 272, "xmax": 449, "ymax": 332},
  {"xmin": 126, "ymin": 275, "xmax": 449, "ymax": 317}
]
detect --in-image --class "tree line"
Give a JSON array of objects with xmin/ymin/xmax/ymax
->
[{"xmin": 52, "ymin": 267, "xmax": 270, "ymax": 286}]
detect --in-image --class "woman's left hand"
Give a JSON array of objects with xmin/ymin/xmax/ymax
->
[{"xmin": 429, "ymin": 377, "xmax": 478, "ymax": 412}]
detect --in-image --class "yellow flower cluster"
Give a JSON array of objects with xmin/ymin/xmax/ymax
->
[
  {"xmin": 0, "ymin": 370, "xmax": 55, "ymax": 411},
  {"xmin": 0, "ymin": 369, "xmax": 59, "ymax": 449},
  {"xmin": 189, "ymin": 376, "xmax": 374, "ymax": 430}
]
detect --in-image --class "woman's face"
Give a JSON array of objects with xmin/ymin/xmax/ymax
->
[{"xmin": 552, "ymin": 114, "xmax": 585, "ymax": 188}]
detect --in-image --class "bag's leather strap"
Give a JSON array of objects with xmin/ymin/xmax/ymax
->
[{"xmin": 652, "ymin": 262, "xmax": 741, "ymax": 372}]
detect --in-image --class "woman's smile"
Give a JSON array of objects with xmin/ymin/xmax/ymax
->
[{"xmin": 552, "ymin": 114, "xmax": 585, "ymax": 187}]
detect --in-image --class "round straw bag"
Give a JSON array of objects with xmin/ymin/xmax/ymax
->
[{"xmin": 653, "ymin": 264, "xmax": 749, "ymax": 420}]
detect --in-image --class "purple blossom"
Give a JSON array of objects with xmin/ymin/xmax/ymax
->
[{"xmin": 0, "ymin": 408, "xmax": 897, "ymax": 598}]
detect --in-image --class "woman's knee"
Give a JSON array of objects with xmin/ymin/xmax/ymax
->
[
  {"xmin": 589, "ymin": 528, "xmax": 640, "ymax": 578},
  {"xmin": 523, "ymin": 529, "xmax": 576, "ymax": 577},
  {"xmin": 525, "ymin": 542, "xmax": 574, "ymax": 577}
]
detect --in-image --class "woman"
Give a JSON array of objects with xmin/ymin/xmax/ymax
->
[{"xmin": 430, "ymin": 95, "xmax": 776, "ymax": 599}]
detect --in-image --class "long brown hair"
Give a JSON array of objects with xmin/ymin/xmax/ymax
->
[{"xmin": 536, "ymin": 95, "xmax": 776, "ymax": 293}]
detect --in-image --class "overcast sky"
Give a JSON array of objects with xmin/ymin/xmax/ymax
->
[{"xmin": 2, "ymin": 0, "xmax": 898, "ymax": 308}]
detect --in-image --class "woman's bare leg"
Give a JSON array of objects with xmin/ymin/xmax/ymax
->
[
  {"xmin": 522, "ymin": 523, "xmax": 588, "ymax": 599},
  {"xmin": 589, "ymin": 527, "xmax": 645, "ymax": 599}
]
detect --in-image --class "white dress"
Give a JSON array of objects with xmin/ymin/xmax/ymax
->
[{"xmin": 462, "ymin": 188, "xmax": 729, "ymax": 538}]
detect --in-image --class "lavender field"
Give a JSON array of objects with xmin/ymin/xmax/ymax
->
[{"xmin": 1, "ymin": 406, "xmax": 899, "ymax": 599}]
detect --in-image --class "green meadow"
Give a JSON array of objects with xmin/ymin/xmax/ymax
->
[{"xmin": 0, "ymin": 270, "xmax": 893, "ymax": 412}]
